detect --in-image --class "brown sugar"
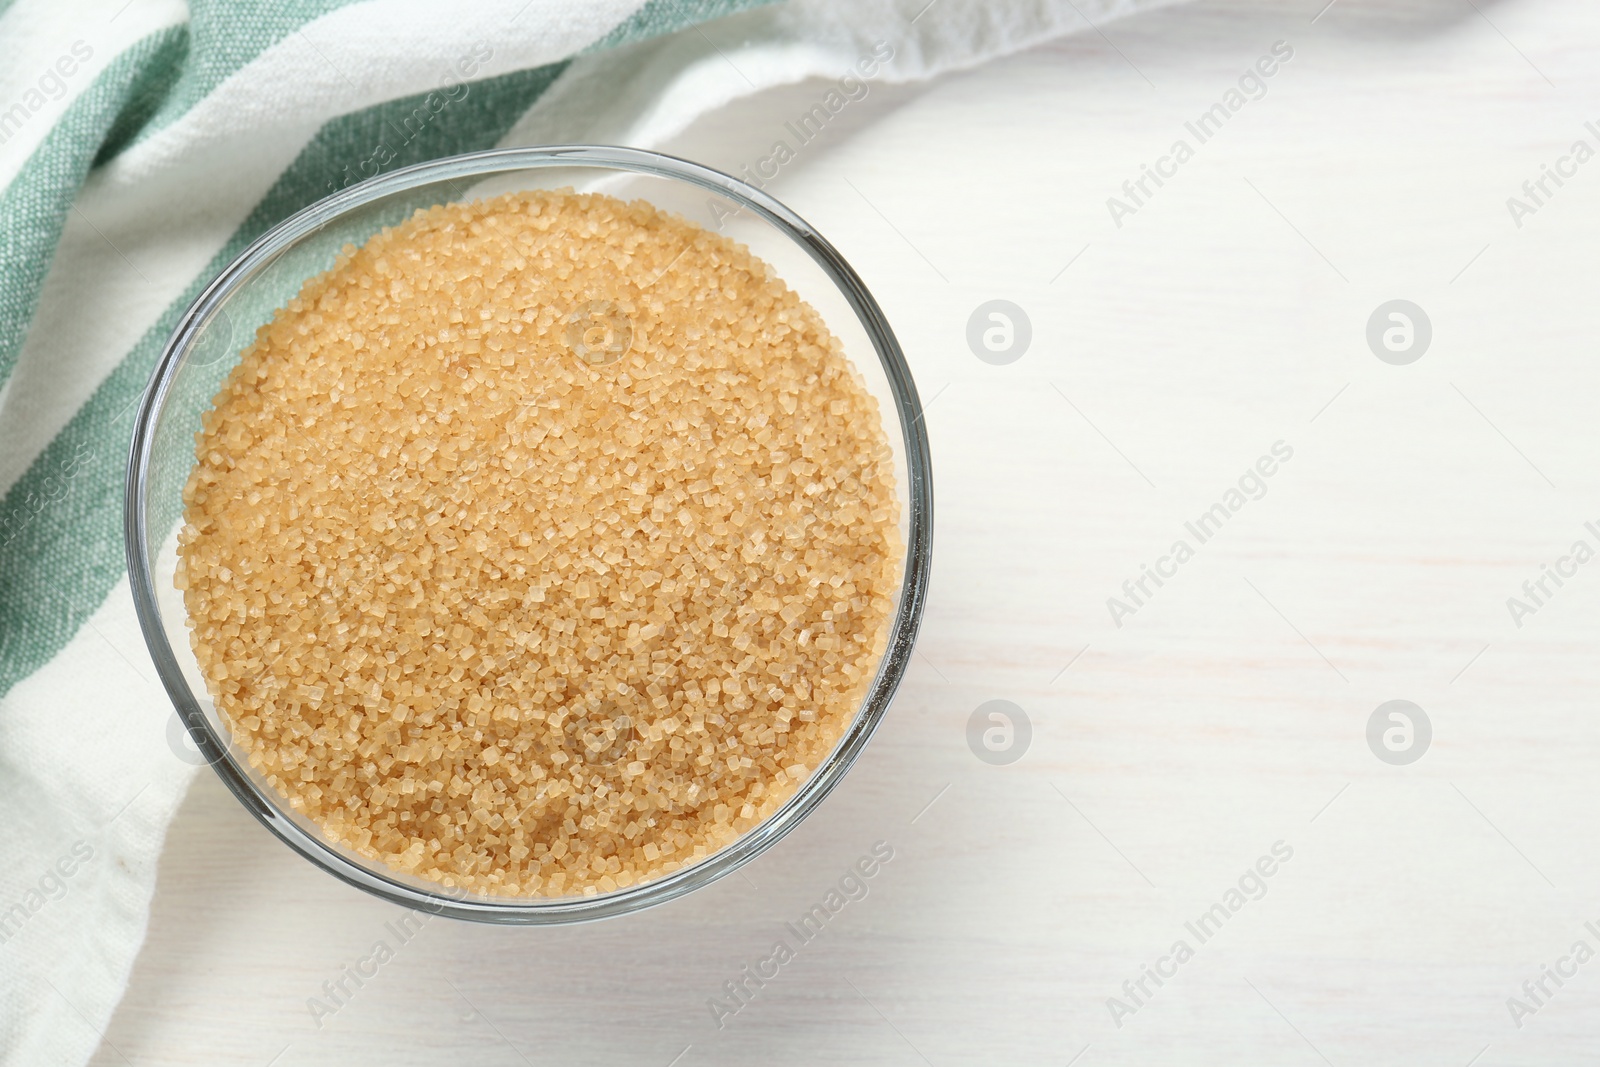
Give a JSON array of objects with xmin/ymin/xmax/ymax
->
[{"xmin": 176, "ymin": 188, "xmax": 901, "ymax": 897}]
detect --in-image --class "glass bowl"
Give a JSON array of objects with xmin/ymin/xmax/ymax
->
[{"xmin": 123, "ymin": 145, "xmax": 933, "ymax": 923}]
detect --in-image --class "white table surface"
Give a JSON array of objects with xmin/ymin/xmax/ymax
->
[{"xmin": 93, "ymin": 0, "xmax": 1600, "ymax": 1063}]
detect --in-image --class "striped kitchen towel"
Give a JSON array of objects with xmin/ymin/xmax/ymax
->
[{"xmin": 0, "ymin": 0, "xmax": 1174, "ymax": 1061}]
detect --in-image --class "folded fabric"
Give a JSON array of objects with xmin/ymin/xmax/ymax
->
[{"xmin": 0, "ymin": 0, "xmax": 1178, "ymax": 1061}]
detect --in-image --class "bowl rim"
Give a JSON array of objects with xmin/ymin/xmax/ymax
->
[{"xmin": 124, "ymin": 144, "xmax": 933, "ymax": 924}]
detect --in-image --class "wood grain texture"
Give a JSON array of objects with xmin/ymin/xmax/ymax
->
[{"xmin": 95, "ymin": 1, "xmax": 1600, "ymax": 1063}]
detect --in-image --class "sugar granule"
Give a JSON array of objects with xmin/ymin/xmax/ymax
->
[{"xmin": 177, "ymin": 189, "xmax": 901, "ymax": 897}]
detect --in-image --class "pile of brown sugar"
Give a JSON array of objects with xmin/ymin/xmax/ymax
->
[{"xmin": 177, "ymin": 189, "xmax": 901, "ymax": 897}]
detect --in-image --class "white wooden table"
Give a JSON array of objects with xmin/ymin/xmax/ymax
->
[{"xmin": 94, "ymin": 1, "xmax": 1600, "ymax": 1062}]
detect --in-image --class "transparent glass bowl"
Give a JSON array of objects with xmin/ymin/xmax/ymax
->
[{"xmin": 124, "ymin": 146, "xmax": 933, "ymax": 923}]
